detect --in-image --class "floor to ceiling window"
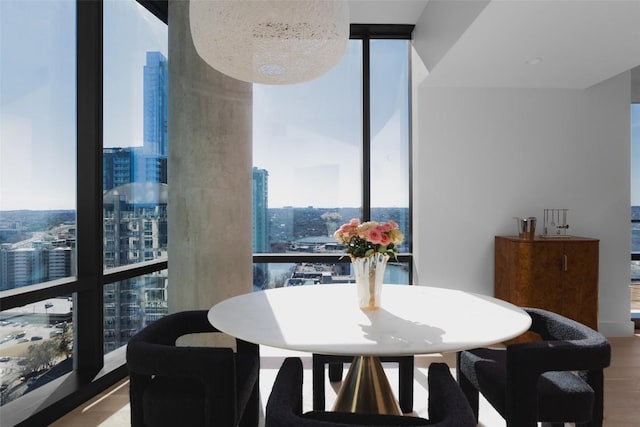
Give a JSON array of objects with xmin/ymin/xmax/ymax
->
[
  {"xmin": 252, "ymin": 27, "xmax": 413, "ymax": 289},
  {"xmin": 0, "ymin": 0, "xmax": 77, "ymax": 289},
  {"xmin": 0, "ymin": 0, "xmax": 77, "ymax": 406},
  {"xmin": 102, "ymin": 0, "xmax": 168, "ymax": 355},
  {"xmin": 0, "ymin": 1, "xmax": 167, "ymax": 424}
]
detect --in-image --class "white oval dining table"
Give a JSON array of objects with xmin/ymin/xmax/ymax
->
[{"xmin": 208, "ymin": 284, "xmax": 531, "ymax": 415}]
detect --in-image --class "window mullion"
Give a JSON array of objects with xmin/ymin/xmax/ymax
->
[
  {"xmin": 75, "ymin": 0, "xmax": 105, "ymax": 373},
  {"xmin": 362, "ymin": 36, "xmax": 371, "ymax": 221}
]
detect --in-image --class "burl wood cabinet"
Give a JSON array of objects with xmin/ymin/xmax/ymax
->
[{"xmin": 494, "ymin": 236, "xmax": 599, "ymax": 330}]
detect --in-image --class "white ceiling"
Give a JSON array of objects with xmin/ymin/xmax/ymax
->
[
  {"xmin": 348, "ymin": 0, "xmax": 429, "ymax": 24},
  {"xmin": 350, "ymin": 0, "xmax": 640, "ymax": 90}
]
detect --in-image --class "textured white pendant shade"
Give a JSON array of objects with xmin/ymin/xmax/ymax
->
[{"xmin": 189, "ymin": 0, "xmax": 349, "ymax": 85}]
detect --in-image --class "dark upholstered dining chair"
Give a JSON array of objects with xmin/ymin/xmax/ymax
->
[
  {"xmin": 266, "ymin": 357, "xmax": 475, "ymax": 427},
  {"xmin": 457, "ymin": 307, "xmax": 611, "ymax": 427},
  {"xmin": 312, "ymin": 354, "xmax": 414, "ymax": 413},
  {"xmin": 126, "ymin": 310, "xmax": 260, "ymax": 427}
]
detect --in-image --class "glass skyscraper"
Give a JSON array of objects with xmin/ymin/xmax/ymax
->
[
  {"xmin": 103, "ymin": 51, "xmax": 168, "ymax": 190},
  {"xmin": 252, "ymin": 167, "xmax": 269, "ymax": 253},
  {"xmin": 143, "ymin": 51, "xmax": 168, "ymax": 157}
]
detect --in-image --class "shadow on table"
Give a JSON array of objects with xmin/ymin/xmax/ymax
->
[{"xmin": 359, "ymin": 308, "xmax": 445, "ymax": 349}]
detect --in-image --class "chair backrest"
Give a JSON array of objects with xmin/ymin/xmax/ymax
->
[
  {"xmin": 515, "ymin": 308, "xmax": 611, "ymax": 371},
  {"xmin": 126, "ymin": 310, "xmax": 258, "ymax": 427},
  {"xmin": 266, "ymin": 357, "xmax": 475, "ymax": 427},
  {"xmin": 128, "ymin": 310, "xmax": 217, "ymax": 346},
  {"xmin": 126, "ymin": 310, "xmax": 228, "ymax": 377}
]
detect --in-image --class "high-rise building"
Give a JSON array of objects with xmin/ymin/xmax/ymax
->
[
  {"xmin": 143, "ymin": 51, "xmax": 168, "ymax": 157},
  {"xmin": 134, "ymin": 152, "xmax": 167, "ymax": 184},
  {"xmin": 252, "ymin": 167, "xmax": 269, "ymax": 253},
  {"xmin": 252, "ymin": 168, "xmax": 269, "ymax": 290},
  {"xmin": 103, "ymin": 147, "xmax": 135, "ymax": 191},
  {"xmin": 0, "ymin": 242, "xmax": 74, "ymax": 290},
  {"xmin": 48, "ymin": 247, "xmax": 72, "ymax": 280},
  {"xmin": 103, "ymin": 147, "xmax": 167, "ymax": 192},
  {"xmin": 103, "ymin": 182, "xmax": 168, "ymax": 268},
  {"xmin": 103, "ymin": 52, "xmax": 168, "ymax": 191},
  {"xmin": 102, "ymin": 182, "xmax": 168, "ymax": 352}
]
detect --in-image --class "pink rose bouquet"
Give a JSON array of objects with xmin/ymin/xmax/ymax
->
[{"xmin": 333, "ymin": 218, "xmax": 404, "ymax": 259}]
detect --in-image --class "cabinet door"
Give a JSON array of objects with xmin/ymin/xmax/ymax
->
[
  {"xmin": 561, "ymin": 241, "xmax": 598, "ymax": 329},
  {"xmin": 495, "ymin": 239, "xmax": 564, "ymax": 312},
  {"xmin": 516, "ymin": 242, "xmax": 565, "ymax": 315}
]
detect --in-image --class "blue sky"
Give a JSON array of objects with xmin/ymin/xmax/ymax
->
[
  {"xmin": 0, "ymin": 0, "xmax": 166, "ymax": 211},
  {"xmin": 1, "ymin": 0, "xmax": 408, "ymax": 211},
  {"xmin": 1, "ymin": 0, "xmax": 76, "ymax": 211},
  {"xmin": 253, "ymin": 39, "xmax": 410, "ymax": 208},
  {"xmin": 103, "ymin": 0, "xmax": 168, "ymax": 149}
]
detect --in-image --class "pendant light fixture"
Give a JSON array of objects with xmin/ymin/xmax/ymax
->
[{"xmin": 189, "ymin": 0, "xmax": 350, "ymax": 85}]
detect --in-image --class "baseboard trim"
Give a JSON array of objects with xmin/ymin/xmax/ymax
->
[{"xmin": 598, "ymin": 320, "xmax": 636, "ymax": 337}]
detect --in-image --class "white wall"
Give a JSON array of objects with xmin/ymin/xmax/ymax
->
[{"xmin": 411, "ymin": 64, "xmax": 634, "ymax": 336}]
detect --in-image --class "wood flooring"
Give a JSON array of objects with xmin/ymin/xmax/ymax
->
[{"xmin": 50, "ymin": 333, "xmax": 640, "ymax": 427}]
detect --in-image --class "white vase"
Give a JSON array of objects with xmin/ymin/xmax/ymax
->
[{"xmin": 351, "ymin": 253, "xmax": 389, "ymax": 310}]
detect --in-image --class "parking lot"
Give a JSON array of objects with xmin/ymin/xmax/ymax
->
[{"xmin": 0, "ymin": 319, "xmax": 67, "ymax": 397}]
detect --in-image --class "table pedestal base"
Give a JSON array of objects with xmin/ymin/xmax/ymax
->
[{"xmin": 332, "ymin": 356, "xmax": 402, "ymax": 415}]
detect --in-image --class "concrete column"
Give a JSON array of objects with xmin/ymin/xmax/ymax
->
[{"xmin": 168, "ymin": 0, "xmax": 253, "ymax": 314}]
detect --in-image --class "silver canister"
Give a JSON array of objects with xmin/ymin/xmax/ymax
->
[{"xmin": 515, "ymin": 217, "xmax": 537, "ymax": 240}]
